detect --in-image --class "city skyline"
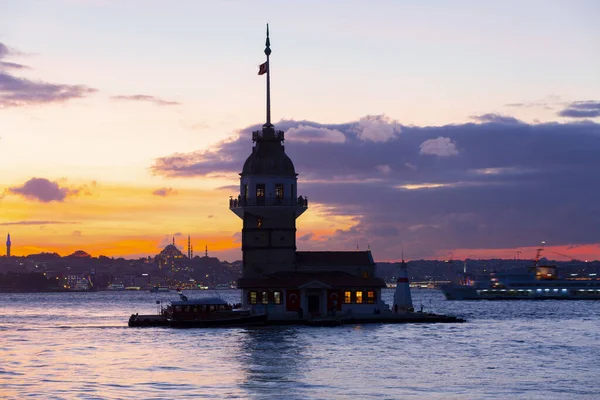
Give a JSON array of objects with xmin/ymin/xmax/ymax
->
[{"xmin": 1, "ymin": 1, "xmax": 600, "ymax": 261}]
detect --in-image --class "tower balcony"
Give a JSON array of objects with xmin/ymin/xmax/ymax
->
[{"xmin": 229, "ymin": 195, "xmax": 308, "ymax": 219}]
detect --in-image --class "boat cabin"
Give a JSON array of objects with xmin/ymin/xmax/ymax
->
[{"xmin": 165, "ymin": 297, "xmax": 242, "ymax": 321}]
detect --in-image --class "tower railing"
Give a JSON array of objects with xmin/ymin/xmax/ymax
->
[
  {"xmin": 252, "ymin": 130, "xmax": 285, "ymax": 142},
  {"xmin": 229, "ymin": 195, "xmax": 308, "ymax": 209}
]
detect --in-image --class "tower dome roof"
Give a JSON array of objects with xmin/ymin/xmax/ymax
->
[{"xmin": 241, "ymin": 144, "xmax": 296, "ymax": 177}]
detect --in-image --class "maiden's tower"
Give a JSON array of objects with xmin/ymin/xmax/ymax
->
[{"xmin": 227, "ymin": 26, "xmax": 463, "ymax": 324}]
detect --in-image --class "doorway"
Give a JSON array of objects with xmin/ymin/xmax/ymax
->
[{"xmin": 307, "ymin": 294, "xmax": 320, "ymax": 316}]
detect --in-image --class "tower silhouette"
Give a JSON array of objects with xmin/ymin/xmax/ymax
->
[{"xmin": 229, "ymin": 25, "xmax": 308, "ymax": 278}]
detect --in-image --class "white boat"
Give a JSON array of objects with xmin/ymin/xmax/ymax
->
[{"xmin": 106, "ymin": 283, "xmax": 125, "ymax": 291}]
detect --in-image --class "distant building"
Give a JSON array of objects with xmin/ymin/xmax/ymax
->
[{"xmin": 155, "ymin": 237, "xmax": 186, "ymax": 269}]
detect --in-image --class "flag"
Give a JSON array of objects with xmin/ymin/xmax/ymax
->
[{"xmin": 258, "ymin": 62, "xmax": 268, "ymax": 75}]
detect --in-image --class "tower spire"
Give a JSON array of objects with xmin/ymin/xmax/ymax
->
[
  {"xmin": 205, "ymin": 244, "xmax": 208, "ymax": 258},
  {"xmin": 188, "ymin": 235, "xmax": 191, "ymax": 259},
  {"xmin": 264, "ymin": 24, "xmax": 272, "ymax": 127}
]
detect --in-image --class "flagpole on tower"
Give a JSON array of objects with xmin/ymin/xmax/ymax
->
[{"xmin": 265, "ymin": 24, "xmax": 272, "ymax": 127}]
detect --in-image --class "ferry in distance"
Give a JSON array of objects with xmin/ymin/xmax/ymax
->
[{"xmin": 441, "ymin": 244, "xmax": 600, "ymax": 300}]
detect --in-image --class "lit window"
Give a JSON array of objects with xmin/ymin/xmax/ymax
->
[
  {"xmin": 367, "ymin": 291, "xmax": 376, "ymax": 304},
  {"xmin": 274, "ymin": 291, "xmax": 282, "ymax": 305},
  {"xmin": 275, "ymin": 184, "xmax": 284, "ymax": 199},
  {"xmin": 250, "ymin": 291, "xmax": 257, "ymax": 304},
  {"xmin": 262, "ymin": 291, "xmax": 269, "ymax": 305},
  {"xmin": 356, "ymin": 291, "xmax": 363, "ymax": 304},
  {"xmin": 257, "ymin": 218, "xmax": 262, "ymax": 228},
  {"xmin": 362, "ymin": 271, "xmax": 369, "ymax": 278},
  {"xmin": 344, "ymin": 291, "xmax": 352, "ymax": 304},
  {"xmin": 256, "ymin": 184, "xmax": 265, "ymax": 198}
]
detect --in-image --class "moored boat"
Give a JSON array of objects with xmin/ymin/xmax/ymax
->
[
  {"xmin": 128, "ymin": 294, "xmax": 267, "ymax": 328},
  {"xmin": 106, "ymin": 283, "xmax": 126, "ymax": 291},
  {"xmin": 149, "ymin": 285, "xmax": 170, "ymax": 293}
]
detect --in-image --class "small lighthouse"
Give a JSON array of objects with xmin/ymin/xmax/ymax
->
[
  {"xmin": 393, "ymin": 255, "xmax": 413, "ymax": 312},
  {"xmin": 6, "ymin": 233, "xmax": 11, "ymax": 258}
]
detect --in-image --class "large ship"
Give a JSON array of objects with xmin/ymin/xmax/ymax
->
[{"xmin": 441, "ymin": 245, "xmax": 600, "ymax": 300}]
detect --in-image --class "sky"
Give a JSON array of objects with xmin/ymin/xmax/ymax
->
[{"xmin": 1, "ymin": 0, "xmax": 599, "ymax": 262}]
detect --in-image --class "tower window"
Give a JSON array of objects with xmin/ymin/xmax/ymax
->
[
  {"xmin": 344, "ymin": 291, "xmax": 352, "ymax": 304},
  {"xmin": 367, "ymin": 291, "xmax": 376, "ymax": 304},
  {"xmin": 256, "ymin": 184, "xmax": 265, "ymax": 205},
  {"xmin": 244, "ymin": 184, "xmax": 248, "ymax": 199},
  {"xmin": 249, "ymin": 291, "xmax": 257, "ymax": 304},
  {"xmin": 275, "ymin": 184, "xmax": 284, "ymax": 199},
  {"xmin": 355, "ymin": 291, "xmax": 363, "ymax": 304}
]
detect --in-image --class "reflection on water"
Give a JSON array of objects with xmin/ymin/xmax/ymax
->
[
  {"xmin": 237, "ymin": 328, "xmax": 309, "ymax": 398},
  {"xmin": 1, "ymin": 290, "xmax": 599, "ymax": 399}
]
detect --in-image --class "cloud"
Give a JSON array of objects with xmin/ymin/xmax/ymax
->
[
  {"xmin": 151, "ymin": 115, "xmax": 600, "ymax": 259},
  {"xmin": 470, "ymin": 113, "xmax": 522, "ymax": 124},
  {"xmin": 298, "ymin": 233, "xmax": 314, "ymax": 241},
  {"xmin": 286, "ymin": 125, "xmax": 346, "ymax": 143},
  {"xmin": 558, "ymin": 101, "xmax": 600, "ymax": 118},
  {"xmin": 0, "ymin": 220, "xmax": 78, "ymax": 226},
  {"xmin": 72, "ymin": 230, "xmax": 82, "ymax": 236},
  {"xmin": 419, "ymin": 137, "xmax": 459, "ymax": 156},
  {"xmin": 152, "ymin": 187, "xmax": 178, "ymax": 197},
  {"xmin": 0, "ymin": 43, "xmax": 27, "ymax": 69},
  {"xmin": 503, "ymin": 95, "xmax": 563, "ymax": 111},
  {"xmin": 111, "ymin": 94, "xmax": 180, "ymax": 106},
  {"xmin": 6, "ymin": 178, "xmax": 84, "ymax": 202},
  {"xmin": 0, "ymin": 42, "xmax": 96, "ymax": 108},
  {"xmin": 405, "ymin": 162, "xmax": 417, "ymax": 171},
  {"xmin": 353, "ymin": 115, "xmax": 401, "ymax": 142},
  {"xmin": 376, "ymin": 165, "xmax": 392, "ymax": 174}
]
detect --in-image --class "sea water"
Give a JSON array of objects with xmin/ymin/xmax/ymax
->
[{"xmin": 1, "ymin": 289, "xmax": 599, "ymax": 399}]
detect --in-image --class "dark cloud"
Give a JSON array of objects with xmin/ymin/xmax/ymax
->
[
  {"xmin": 152, "ymin": 115, "xmax": 600, "ymax": 259},
  {"xmin": 0, "ymin": 42, "xmax": 96, "ymax": 108},
  {"xmin": 6, "ymin": 178, "xmax": 84, "ymax": 203},
  {"xmin": 0, "ymin": 220, "xmax": 78, "ymax": 226},
  {"xmin": 298, "ymin": 233, "xmax": 314, "ymax": 241},
  {"xmin": 152, "ymin": 187, "xmax": 177, "ymax": 197},
  {"xmin": 558, "ymin": 101, "xmax": 600, "ymax": 118},
  {"xmin": 111, "ymin": 94, "xmax": 180, "ymax": 106},
  {"xmin": 470, "ymin": 113, "xmax": 523, "ymax": 124}
]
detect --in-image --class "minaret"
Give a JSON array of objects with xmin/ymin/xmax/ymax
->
[
  {"xmin": 229, "ymin": 25, "xmax": 308, "ymax": 278},
  {"xmin": 6, "ymin": 233, "xmax": 11, "ymax": 258},
  {"xmin": 172, "ymin": 236, "xmax": 175, "ymax": 246},
  {"xmin": 205, "ymin": 244, "xmax": 208, "ymax": 258},
  {"xmin": 188, "ymin": 235, "xmax": 191, "ymax": 259}
]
